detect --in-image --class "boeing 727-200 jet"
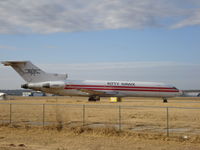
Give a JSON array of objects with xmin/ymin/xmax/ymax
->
[{"xmin": 2, "ymin": 61, "xmax": 182, "ymax": 102}]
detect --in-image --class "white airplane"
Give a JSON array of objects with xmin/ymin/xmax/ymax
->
[{"xmin": 2, "ymin": 61, "xmax": 182, "ymax": 102}]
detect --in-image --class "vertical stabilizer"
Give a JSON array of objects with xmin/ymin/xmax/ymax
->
[{"xmin": 2, "ymin": 61, "xmax": 67, "ymax": 83}]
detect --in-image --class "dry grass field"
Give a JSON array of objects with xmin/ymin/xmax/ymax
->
[{"xmin": 0, "ymin": 96, "xmax": 200, "ymax": 150}]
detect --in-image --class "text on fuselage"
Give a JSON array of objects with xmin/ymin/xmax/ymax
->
[{"xmin": 107, "ymin": 82, "xmax": 135, "ymax": 86}]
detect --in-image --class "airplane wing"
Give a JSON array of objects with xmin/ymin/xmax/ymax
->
[
  {"xmin": 78, "ymin": 88, "xmax": 119, "ymax": 96},
  {"xmin": 78, "ymin": 89, "xmax": 107, "ymax": 95}
]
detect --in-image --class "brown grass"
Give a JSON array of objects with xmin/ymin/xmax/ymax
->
[
  {"xmin": 1, "ymin": 97, "xmax": 200, "ymax": 132},
  {"xmin": 0, "ymin": 125, "xmax": 200, "ymax": 150},
  {"xmin": 0, "ymin": 96, "xmax": 200, "ymax": 150}
]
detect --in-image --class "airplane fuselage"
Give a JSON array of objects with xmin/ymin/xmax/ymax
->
[
  {"xmin": 34, "ymin": 79, "xmax": 182, "ymax": 98},
  {"xmin": 2, "ymin": 61, "xmax": 182, "ymax": 102}
]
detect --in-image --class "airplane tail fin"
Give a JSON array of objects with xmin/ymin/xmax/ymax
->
[{"xmin": 2, "ymin": 61, "xmax": 67, "ymax": 83}]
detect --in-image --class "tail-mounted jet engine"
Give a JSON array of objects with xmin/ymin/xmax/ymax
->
[{"xmin": 21, "ymin": 81, "xmax": 65, "ymax": 89}]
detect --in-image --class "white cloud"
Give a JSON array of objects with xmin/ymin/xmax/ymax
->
[
  {"xmin": 0, "ymin": 45, "xmax": 17, "ymax": 50},
  {"xmin": 172, "ymin": 9, "xmax": 200, "ymax": 28},
  {"xmin": 40, "ymin": 61, "xmax": 190, "ymax": 71},
  {"xmin": 40, "ymin": 61, "xmax": 200, "ymax": 90},
  {"xmin": 1, "ymin": 61, "xmax": 200, "ymax": 89},
  {"xmin": 44, "ymin": 45, "xmax": 60, "ymax": 49},
  {"xmin": 0, "ymin": 0, "xmax": 199, "ymax": 34}
]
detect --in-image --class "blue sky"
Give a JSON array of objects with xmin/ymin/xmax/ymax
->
[
  {"xmin": 1, "ymin": 27, "xmax": 200, "ymax": 63},
  {"xmin": 0, "ymin": 0, "xmax": 200, "ymax": 89}
]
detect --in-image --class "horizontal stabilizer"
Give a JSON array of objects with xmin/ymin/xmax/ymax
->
[{"xmin": 2, "ymin": 61, "xmax": 27, "ymax": 66}]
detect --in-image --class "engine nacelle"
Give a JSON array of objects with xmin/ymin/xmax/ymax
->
[
  {"xmin": 21, "ymin": 81, "xmax": 65, "ymax": 89},
  {"xmin": 42, "ymin": 81, "xmax": 65, "ymax": 88}
]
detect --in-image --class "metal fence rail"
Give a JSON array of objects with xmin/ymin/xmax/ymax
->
[{"xmin": 0, "ymin": 103, "xmax": 200, "ymax": 137}]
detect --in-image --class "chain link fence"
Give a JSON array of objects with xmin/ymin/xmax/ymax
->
[{"xmin": 0, "ymin": 103, "xmax": 200, "ymax": 137}]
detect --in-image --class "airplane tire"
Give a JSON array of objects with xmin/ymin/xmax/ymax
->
[
  {"xmin": 88, "ymin": 96, "xmax": 100, "ymax": 101},
  {"xmin": 163, "ymin": 98, "xmax": 168, "ymax": 103}
]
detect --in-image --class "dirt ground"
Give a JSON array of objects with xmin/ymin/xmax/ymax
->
[
  {"xmin": 0, "ymin": 96, "xmax": 200, "ymax": 150},
  {"xmin": 0, "ymin": 126, "xmax": 200, "ymax": 150}
]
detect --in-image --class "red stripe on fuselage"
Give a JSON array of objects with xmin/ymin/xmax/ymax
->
[
  {"xmin": 66, "ymin": 84, "xmax": 176, "ymax": 90},
  {"xmin": 64, "ymin": 85, "xmax": 179, "ymax": 93}
]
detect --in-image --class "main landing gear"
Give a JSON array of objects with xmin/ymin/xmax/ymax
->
[
  {"xmin": 163, "ymin": 98, "xmax": 168, "ymax": 103},
  {"xmin": 88, "ymin": 96, "xmax": 100, "ymax": 102}
]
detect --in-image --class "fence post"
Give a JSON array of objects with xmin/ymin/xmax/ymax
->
[
  {"xmin": 119, "ymin": 105, "xmax": 121, "ymax": 131},
  {"xmin": 82, "ymin": 104, "xmax": 85, "ymax": 126},
  {"xmin": 166, "ymin": 107, "xmax": 169, "ymax": 137},
  {"xmin": 9, "ymin": 103, "xmax": 12, "ymax": 125},
  {"xmin": 43, "ymin": 104, "xmax": 45, "ymax": 127}
]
